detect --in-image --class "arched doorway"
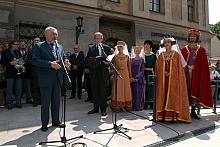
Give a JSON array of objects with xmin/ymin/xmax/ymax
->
[
  {"xmin": 104, "ymin": 37, "xmax": 120, "ymax": 48},
  {"xmin": 99, "ymin": 17, "xmax": 134, "ymax": 51}
]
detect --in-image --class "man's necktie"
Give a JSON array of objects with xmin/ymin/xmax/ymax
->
[
  {"xmin": 50, "ymin": 43, "xmax": 58, "ymax": 59},
  {"xmin": 97, "ymin": 45, "xmax": 102, "ymax": 56},
  {"xmin": 75, "ymin": 52, "xmax": 78, "ymax": 58}
]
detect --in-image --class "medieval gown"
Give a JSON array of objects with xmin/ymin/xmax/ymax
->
[
  {"xmin": 111, "ymin": 54, "xmax": 132, "ymax": 109},
  {"xmin": 131, "ymin": 58, "xmax": 146, "ymax": 110},
  {"xmin": 144, "ymin": 53, "xmax": 157, "ymax": 106},
  {"xmin": 155, "ymin": 51, "xmax": 191, "ymax": 122}
]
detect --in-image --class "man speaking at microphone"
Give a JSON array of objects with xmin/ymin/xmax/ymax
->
[
  {"xmin": 32, "ymin": 26, "xmax": 70, "ymax": 131},
  {"xmin": 85, "ymin": 32, "xmax": 111, "ymax": 116}
]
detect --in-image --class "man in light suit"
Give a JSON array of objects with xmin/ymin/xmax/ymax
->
[
  {"xmin": 85, "ymin": 32, "xmax": 111, "ymax": 116},
  {"xmin": 32, "ymin": 26, "xmax": 70, "ymax": 131}
]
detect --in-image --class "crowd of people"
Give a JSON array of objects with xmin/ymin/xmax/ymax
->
[{"xmin": 0, "ymin": 27, "xmax": 217, "ymax": 131}]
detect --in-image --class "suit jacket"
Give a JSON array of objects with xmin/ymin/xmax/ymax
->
[
  {"xmin": 32, "ymin": 41, "xmax": 67, "ymax": 87},
  {"xmin": 1, "ymin": 48, "xmax": 21, "ymax": 79},
  {"xmin": 85, "ymin": 43, "xmax": 111, "ymax": 77},
  {"xmin": 69, "ymin": 51, "xmax": 84, "ymax": 76}
]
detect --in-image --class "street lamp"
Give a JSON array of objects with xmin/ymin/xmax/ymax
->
[{"xmin": 75, "ymin": 16, "xmax": 83, "ymax": 44}]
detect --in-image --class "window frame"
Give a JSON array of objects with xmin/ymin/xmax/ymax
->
[
  {"xmin": 187, "ymin": 0, "xmax": 194, "ymax": 21},
  {"xmin": 149, "ymin": 0, "xmax": 160, "ymax": 12}
]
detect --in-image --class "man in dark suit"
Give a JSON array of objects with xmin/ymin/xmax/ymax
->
[
  {"xmin": 85, "ymin": 32, "xmax": 111, "ymax": 116},
  {"xmin": 84, "ymin": 43, "xmax": 93, "ymax": 102},
  {"xmin": 29, "ymin": 37, "xmax": 41, "ymax": 107},
  {"xmin": 19, "ymin": 41, "xmax": 33, "ymax": 104},
  {"xmin": 69, "ymin": 44, "xmax": 84, "ymax": 99},
  {"xmin": 32, "ymin": 26, "xmax": 70, "ymax": 131}
]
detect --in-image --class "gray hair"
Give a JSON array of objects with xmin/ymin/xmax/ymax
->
[
  {"xmin": 94, "ymin": 32, "xmax": 103, "ymax": 39},
  {"xmin": 45, "ymin": 26, "xmax": 57, "ymax": 33}
]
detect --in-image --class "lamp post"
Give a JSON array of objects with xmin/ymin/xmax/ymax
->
[{"xmin": 75, "ymin": 16, "xmax": 83, "ymax": 44}]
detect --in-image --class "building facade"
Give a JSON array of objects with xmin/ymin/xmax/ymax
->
[{"xmin": 0, "ymin": 0, "xmax": 213, "ymax": 55}]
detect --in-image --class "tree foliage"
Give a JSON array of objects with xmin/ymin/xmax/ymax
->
[{"xmin": 210, "ymin": 21, "xmax": 220, "ymax": 40}]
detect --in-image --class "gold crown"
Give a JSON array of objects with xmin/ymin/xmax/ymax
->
[
  {"xmin": 188, "ymin": 28, "xmax": 201, "ymax": 38},
  {"xmin": 117, "ymin": 41, "xmax": 126, "ymax": 46}
]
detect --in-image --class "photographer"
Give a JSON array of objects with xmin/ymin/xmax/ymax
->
[{"xmin": 1, "ymin": 40, "xmax": 23, "ymax": 109}]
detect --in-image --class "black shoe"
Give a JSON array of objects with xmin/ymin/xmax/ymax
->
[
  {"xmin": 7, "ymin": 104, "xmax": 13, "ymax": 110},
  {"xmin": 26, "ymin": 100, "xmax": 33, "ymax": 104},
  {"xmin": 52, "ymin": 123, "xmax": 65, "ymax": 128},
  {"xmin": 101, "ymin": 111, "xmax": 107, "ymax": 116},
  {"xmin": 88, "ymin": 109, "xmax": 99, "ymax": 114},
  {"xmin": 84, "ymin": 99, "xmax": 91, "ymax": 102},
  {"xmin": 33, "ymin": 103, "xmax": 38, "ymax": 107},
  {"xmin": 14, "ymin": 104, "xmax": 23, "ymax": 108},
  {"xmin": 191, "ymin": 112, "xmax": 201, "ymax": 119},
  {"xmin": 41, "ymin": 125, "xmax": 48, "ymax": 131},
  {"xmin": 69, "ymin": 96, "xmax": 75, "ymax": 99}
]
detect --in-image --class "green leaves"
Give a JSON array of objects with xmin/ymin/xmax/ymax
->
[{"xmin": 210, "ymin": 21, "xmax": 220, "ymax": 40}]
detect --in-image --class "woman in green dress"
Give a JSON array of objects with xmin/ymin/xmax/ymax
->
[{"xmin": 143, "ymin": 40, "xmax": 157, "ymax": 109}]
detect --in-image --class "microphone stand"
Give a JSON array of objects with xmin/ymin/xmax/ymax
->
[
  {"xmin": 93, "ymin": 45, "xmax": 132, "ymax": 140},
  {"xmin": 39, "ymin": 42, "xmax": 83, "ymax": 146}
]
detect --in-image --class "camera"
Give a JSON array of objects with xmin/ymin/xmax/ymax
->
[{"xmin": 14, "ymin": 58, "xmax": 25, "ymax": 74}]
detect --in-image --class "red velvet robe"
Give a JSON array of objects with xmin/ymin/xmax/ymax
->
[{"xmin": 181, "ymin": 45, "xmax": 213, "ymax": 108}]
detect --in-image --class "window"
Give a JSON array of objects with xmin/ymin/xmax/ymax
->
[
  {"xmin": 150, "ymin": 0, "xmax": 160, "ymax": 12},
  {"xmin": 19, "ymin": 23, "xmax": 47, "ymax": 48},
  {"xmin": 110, "ymin": 0, "xmax": 120, "ymax": 3},
  {"xmin": 187, "ymin": 0, "xmax": 194, "ymax": 21}
]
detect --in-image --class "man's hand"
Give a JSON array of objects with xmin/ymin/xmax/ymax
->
[
  {"xmin": 64, "ymin": 60, "xmax": 71, "ymax": 68},
  {"xmin": 103, "ymin": 60, "xmax": 109, "ymax": 65},
  {"xmin": 84, "ymin": 69, "xmax": 89, "ymax": 73},
  {"xmin": 72, "ymin": 65, "xmax": 78, "ymax": 70},
  {"xmin": 10, "ymin": 58, "xmax": 17, "ymax": 66},
  {"xmin": 51, "ymin": 61, "xmax": 61, "ymax": 70}
]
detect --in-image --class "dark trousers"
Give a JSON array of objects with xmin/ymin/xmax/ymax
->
[
  {"xmin": 91, "ymin": 75, "xmax": 108, "ymax": 112},
  {"xmin": 84, "ymin": 74, "xmax": 92, "ymax": 101},
  {"xmin": 40, "ymin": 79, "xmax": 61, "ymax": 126},
  {"xmin": 32, "ymin": 76, "xmax": 40, "ymax": 104},
  {"xmin": 6, "ymin": 78, "xmax": 22, "ymax": 106},
  {"xmin": 70, "ymin": 74, "xmax": 83, "ymax": 98},
  {"xmin": 22, "ymin": 78, "xmax": 32, "ymax": 102}
]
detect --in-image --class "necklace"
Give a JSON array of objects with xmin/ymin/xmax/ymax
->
[{"xmin": 164, "ymin": 51, "xmax": 172, "ymax": 61}]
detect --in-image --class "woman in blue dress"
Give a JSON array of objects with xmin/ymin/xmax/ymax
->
[{"xmin": 131, "ymin": 46, "xmax": 146, "ymax": 110}]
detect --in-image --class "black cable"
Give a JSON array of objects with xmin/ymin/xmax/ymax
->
[{"xmin": 125, "ymin": 110, "xmax": 180, "ymax": 137}]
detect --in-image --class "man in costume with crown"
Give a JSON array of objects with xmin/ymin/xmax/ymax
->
[{"xmin": 181, "ymin": 28, "xmax": 213, "ymax": 119}]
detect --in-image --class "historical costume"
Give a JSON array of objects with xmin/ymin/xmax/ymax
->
[
  {"xmin": 181, "ymin": 28, "xmax": 213, "ymax": 119},
  {"xmin": 143, "ymin": 40, "xmax": 157, "ymax": 109},
  {"xmin": 131, "ymin": 46, "xmax": 146, "ymax": 110},
  {"xmin": 111, "ymin": 41, "xmax": 132, "ymax": 110},
  {"xmin": 156, "ymin": 38, "xmax": 191, "ymax": 122}
]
